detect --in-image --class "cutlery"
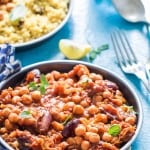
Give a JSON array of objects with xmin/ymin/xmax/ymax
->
[
  {"xmin": 111, "ymin": 30, "xmax": 150, "ymax": 92},
  {"xmin": 112, "ymin": 0, "xmax": 150, "ymax": 81}
]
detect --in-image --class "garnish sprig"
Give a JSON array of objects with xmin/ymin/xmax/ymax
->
[
  {"xmin": 89, "ymin": 44, "xmax": 109, "ymax": 61},
  {"xmin": 28, "ymin": 74, "xmax": 49, "ymax": 95},
  {"xmin": 108, "ymin": 124, "xmax": 121, "ymax": 136}
]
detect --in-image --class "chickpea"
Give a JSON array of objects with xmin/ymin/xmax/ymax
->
[
  {"xmin": 11, "ymin": 90, "xmax": 19, "ymax": 96},
  {"xmin": 81, "ymin": 140, "xmax": 90, "ymax": 150},
  {"xmin": 94, "ymin": 114, "xmax": 108, "ymax": 123},
  {"xmin": 75, "ymin": 124, "xmax": 86, "ymax": 136},
  {"xmin": 102, "ymin": 90, "xmax": 112, "ymax": 99},
  {"xmin": 21, "ymin": 94, "xmax": 32, "ymax": 105},
  {"xmin": 87, "ymin": 105, "xmax": 99, "ymax": 115},
  {"xmin": 63, "ymin": 102, "xmax": 75, "ymax": 111},
  {"xmin": 9, "ymin": 131, "xmax": 17, "ymax": 138},
  {"xmin": 0, "ymin": 127, "xmax": 7, "ymax": 134},
  {"xmin": 87, "ymin": 125, "xmax": 98, "ymax": 133},
  {"xmin": 63, "ymin": 97, "xmax": 70, "ymax": 103},
  {"xmin": 1, "ymin": 89, "xmax": 8, "ymax": 97},
  {"xmin": 74, "ymin": 136, "xmax": 83, "ymax": 145},
  {"xmin": 19, "ymin": 117, "xmax": 36, "ymax": 126},
  {"xmin": 80, "ymin": 117, "xmax": 89, "ymax": 126},
  {"xmin": 73, "ymin": 105, "xmax": 84, "ymax": 115},
  {"xmin": 52, "ymin": 71, "xmax": 61, "ymax": 80},
  {"xmin": 80, "ymin": 100, "xmax": 90, "ymax": 108},
  {"xmin": 59, "ymin": 141, "xmax": 69, "ymax": 149},
  {"xmin": 31, "ymin": 91, "xmax": 41, "ymax": 102},
  {"xmin": 85, "ymin": 132, "xmax": 100, "ymax": 143},
  {"xmin": 5, "ymin": 119, "xmax": 14, "ymax": 130},
  {"xmin": 65, "ymin": 78, "xmax": 74, "ymax": 85},
  {"xmin": 116, "ymin": 90, "xmax": 123, "ymax": 96},
  {"xmin": 12, "ymin": 96, "xmax": 21, "ymax": 104},
  {"xmin": 102, "ymin": 132, "xmax": 112, "ymax": 142},
  {"xmin": 125, "ymin": 116, "xmax": 136, "ymax": 125},
  {"xmin": 58, "ymin": 112, "xmax": 68, "ymax": 122},
  {"xmin": 46, "ymin": 73, "xmax": 54, "ymax": 81},
  {"xmin": 111, "ymin": 98, "xmax": 123, "ymax": 106},
  {"xmin": 67, "ymin": 137, "xmax": 76, "ymax": 145},
  {"xmin": 92, "ymin": 95, "xmax": 103, "ymax": 104},
  {"xmin": 97, "ymin": 123, "xmax": 105, "ymax": 134},
  {"xmin": 3, "ymin": 94, "xmax": 11, "ymax": 103},
  {"xmin": 19, "ymin": 87, "xmax": 29, "ymax": 96},
  {"xmin": 89, "ymin": 73, "xmax": 103, "ymax": 81},
  {"xmin": 72, "ymin": 95, "xmax": 81, "ymax": 104},
  {"xmin": 2, "ymin": 107, "xmax": 11, "ymax": 117},
  {"xmin": 51, "ymin": 121, "xmax": 64, "ymax": 131},
  {"xmin": 8, "ymin": 113, "xmax": 19, "ymax": 123},
  {"xmin": 51, "ymin": 108, "xmax": 61, "ymax": 121},
  {"xmin": 115, "ymin": 95, "xmax": 126, "ymax": 104},
  {"xmin": 12, "ymin": 108, "xmax": 21, "ymax": 114}
]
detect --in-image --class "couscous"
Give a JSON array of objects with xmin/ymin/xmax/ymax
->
[{"xmin": 0, "ymin": 0, "xmax": 69, "ymax": 44}]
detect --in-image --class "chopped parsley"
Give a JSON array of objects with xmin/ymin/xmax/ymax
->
[
  {"xmin": 19, "ymin": 110, "xmax": 32, "ymax": 118},
  {"xmin": 89, "ymin": 44, "xmax": 109, "ymax": 61},
  {"xmin": 62, "ymin": 114, "xmax": 72, "ymax": 125},
  {"xmin": 108, "ymin": 124, "xmax": 121, "ymax": 136},
  {"xmin": 28, "ymin": 74, "xmax": 49, "ymax": 94}
]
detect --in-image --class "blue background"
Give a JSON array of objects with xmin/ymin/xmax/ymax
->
[{"xmin": 1, "ymin": 0, "xmax": 150, "ymax": 149}]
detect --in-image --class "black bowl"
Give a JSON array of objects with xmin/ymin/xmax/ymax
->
[{"xmin": 0, "ymin": 60, "xmax": 143, "ymax": 150}]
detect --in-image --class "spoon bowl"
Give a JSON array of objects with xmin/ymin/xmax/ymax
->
[{"xmin": 112, "ymin": 0, "xmax": 149, "ymax": 24}]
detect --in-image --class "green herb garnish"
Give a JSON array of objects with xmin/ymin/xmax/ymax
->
[
  {"xmin": 62, "ymin": 114, "xmax": 72, "ymax": 125},
  {"xmin": 28, "ymin": 74, "xmax": 49, "ymax": 95},
  {"xmin": 89, "ymin": 44, "xmax": 109, "ymax": 61},
  {"xmin": 40, "ymin": 74, "xmax": 49, "ymax": 87},
  {"xmin": 10, "ymin": 4, "xmax": 26, "ymax": 25},
  {"xmin": 39, "ymin": 74, "xmax": 49, "ymax": 94},
  {"xmin": 29, "ymin": 82, "xmax": 38, "ymax": 90},
  {"xmin": 19, "ymin": 110, "xmax": 32, "ymax": 118},
  {"xmin": 89, "ymin": 51, "xmax": 97, "ymax": 61},
  {"xmin": 108, "ymin": 124, "xmax": 121, "ymax": 136}
]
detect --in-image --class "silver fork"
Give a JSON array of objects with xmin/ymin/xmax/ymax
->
[{"xmin": 111, "ymin": 30, "xmax": 150, "ymax": 92}]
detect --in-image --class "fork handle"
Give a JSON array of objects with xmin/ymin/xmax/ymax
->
[
  {"xmin": 136, "ymin": 72, "xmax": 150, "ymax": 92},
  {"xmin": 145, "ymin": 24, "xmax": 150, "ymax": 82},
  {"xmin": 141, "ymin": 79, "xmax": 150, "ymax": 92}
]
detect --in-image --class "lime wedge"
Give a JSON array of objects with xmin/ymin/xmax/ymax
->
[{"xmin": 59, "ymin": 39, "xmax": 91, "ymax": 59}]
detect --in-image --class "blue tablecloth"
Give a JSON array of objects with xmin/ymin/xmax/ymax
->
[{"xmin": 1, "ymin": 0, "xmax": 150, "ymax": 149}]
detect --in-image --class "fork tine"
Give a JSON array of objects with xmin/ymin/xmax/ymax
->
[
  {"xmin": 111, "ymin": 33, "xmax": 122, "ymax": 65},
  {"xmin": 112, "ymin": 29, "xmax": 138, "ymax": 67},
  {"xmin": 118, "ymin": 30, "xmax": 138, "ymax": 64},
  {"xmin": 111, "ymin": 31, "xmax": 128, "ymax": 68}
]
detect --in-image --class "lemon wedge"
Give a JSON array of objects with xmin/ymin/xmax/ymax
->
[{"xmin": 59, "ymin": 39, "xmax": 91, "ymax": 59}]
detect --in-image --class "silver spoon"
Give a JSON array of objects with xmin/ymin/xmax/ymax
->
[
  {"xmin": 112, "ymin": 0, "xmax": 150, "ymax": 82},
  {"xmin": 111, "ymin": 0, "xmax": 150, "ymax": 24}
]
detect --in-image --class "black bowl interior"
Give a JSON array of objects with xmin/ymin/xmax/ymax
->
[{"xmin": 0, "ymin": 60, "xmax": 142, "ymax": 150}]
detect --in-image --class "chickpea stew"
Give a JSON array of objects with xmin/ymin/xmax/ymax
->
[
  {"xmin": 0, "ymin": 64, "xmax": 137, "ymax": 150},
  {"xmin": 0, "ymin": 0, "xmax": 69, "ymax": 44}
]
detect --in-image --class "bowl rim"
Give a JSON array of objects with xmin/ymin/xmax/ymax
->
[
  {"xmin": 0, "ymin": 60, "xmax": 143, "ymax": 150},
  {"xmin": 10, "ymin": 0, "xmax": 73, "ymax": 48}
]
